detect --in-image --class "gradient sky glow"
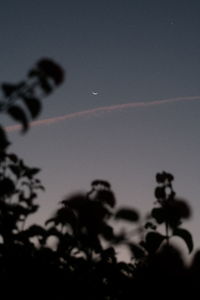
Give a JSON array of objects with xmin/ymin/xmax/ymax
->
[{"xmin": 1, "ymin": 0, "xmax": 200, "ymax": 251}]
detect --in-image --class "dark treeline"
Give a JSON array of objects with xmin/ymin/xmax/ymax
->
[{"xmin": 0, "ymin": 59, "xmax": 199, "ymax": 299}]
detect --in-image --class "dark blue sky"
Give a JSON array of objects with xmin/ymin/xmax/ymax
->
[{"xmin": 1, "ymin": 0, "xmax": 200, "ymax": 252}]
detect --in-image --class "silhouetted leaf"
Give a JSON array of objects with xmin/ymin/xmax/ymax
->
[
  {"xmin": 128, "ymin": 242, "xmax": 146, "ymax": 259},
  {"xmin": 46, "ymin": 207, "xmax": 77, "ymax": 229},
  {"xmin": 47, "ymin": 227, "xmax": 63, "ymax": 239},
  {"xmin": 45, "ymin": 218, "xmax": 55, "ymax": 226},
  {"xmin": 151, "ymin": 208, "xmax": 165, "ymax": 224},
  {"xmin": 11, "ymin": 204, "xmax": 29, "ymax": 217},
  {"xmin": 0, "ymin": 177, "xmax": 15, "ymax": 196},
  {"xmin": 112, "ymin": 232, "xmax": 126, "ymax": 244},
  {"xmin": 9, "ymin": 164, "xmax": 21, "ymax": 178},
  {"xmin": 25, "ymin": 167, "xmax": 41, "ymax": 177},
  {"xmin": 115, "ymin": 208, "xmax": 139, "ymax": 222},
  {"xmin": 27, "ymin": 225, "xmax": 46, "ymax": 238},
  {"xmin": 101, "ymin": 224, "xmax": 114, "ymax": 241},
  {"xmin": 0, "ymin": 125, "xmax": 10, "ymax": 150},
  {"xmin": 7, "ymin": 106, "xmax": 28, "ymax": 132},
  {"xmin": 144, "ymin": 232, "xmax": 165, "ymax": 254},
  {"xmin": 172, "ymin": 198, "xmax": 191, "ymax": 220},
  {"xmin": 101, "ymin": 247, "xmax": 116, "ymax": 262},
  {"xmin": 28, "ymin": 69, "xmax": 41, "ymax": 78},
  {"xmin": 154, "ymin": 187, "xmax": 166, "ymax": 199},
  {"xmin": 22, "ymin": 96, "xmax": 41, "ymax": 118},
  {"xmin": 173, "ymin": 228, "xmax": 193, "ymax": 253},
  {"xmin": 1, "ymin": 83, "xmax": 18, "ymax": 97},
  {"xmin": 37, "ymin": 58, "xmax": 64, "ymax": 85},
  {"xmin": 7, "ymin": 153, "xmax": 18, "ymax": 163},
  {"xmin": 156, "ymin": 171, "xmax": 174, "ymax": 184},
  {"xmin": 29, "ymin": 204, "xmax": 39, "ymax": 214},
  {"xmin": 145, "ymin": 222, "xmax": 157, "ymax": 230},
  {"xmin": 165, "ymin": 172, "xmax": 174, "ymax": 182},
  {"xmin": 156, "ymin": 172, "xmax": 165, "ymax": 183},
  {"xmin": 62, "ymin": 193, "xmax": 87, "ymax": 210},
  {"xmin": 38, "ymin": 77, "xmax": 53, "ymax": 94},
  {"xmin": 96, "ymin": 190, "xmax": 116, "ymax": 207},
  {"xmin": 35, "ymin": 185, "xmax": 45, "ymax": 191},
  {"xmin": 91, "ymin": 180, "xmax": 111, "ymax": 189},
  {"xmin": 117, "ymin": 262, "xmax": 133, "ymax": 275}
]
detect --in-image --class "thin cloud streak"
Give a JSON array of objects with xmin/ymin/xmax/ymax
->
[{"xmin": 5, "ymin": 96, "xmax": 200, "ymax": 132}]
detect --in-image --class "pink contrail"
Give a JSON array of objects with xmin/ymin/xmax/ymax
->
[{"xmin": 5, "ymin": 96, "xmax": 200, "ymax": 132}]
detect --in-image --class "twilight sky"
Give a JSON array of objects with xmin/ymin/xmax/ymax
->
[{"xmin": 1, "ymin": 0, "xmax": 200, "ymax": 251}]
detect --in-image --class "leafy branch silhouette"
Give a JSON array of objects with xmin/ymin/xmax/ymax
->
[
  {"xmin": 0, "ymin": 58, "xmax": 64, "ymax": 138},
  {"xmin": 146, "ymin": 171, "xmax": 193, "ymax": 253}
]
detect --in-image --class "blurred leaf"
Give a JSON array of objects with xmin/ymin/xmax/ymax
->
[
  {"xmin": 38, "ymin": 77, "xmax": 53, "ymax": 94},
  {"xmin": 127, "ymin": 242, "xmax": 146, "ymax": 259},
  {"xmin": 9, "ymin": 164, "xmax": 21, "ymax": 178},
  {"xmin": 154, "ymin": 187, "xmax": 166, "ymax": 199},
  {"xmin": 7, "ymin": 153, "xmax": 18, "ymax": 163},
  {"xmin": 145, "ymin": 222, "xmax": 157, "ymax": 230},
  {"xmin": 62, "ymin": 193, "xmax": 88, "ymax": 210},
  {"xmin": 35, "ymin": 185, "xmax": 45, "ymax": 191},
  {"xmin": 25, "ymin": 167, "xmax": 41, "ymax": 178},
  {"xmin": 112, "ymin": 232, "xmax": 126, "ymax": 244},
  {"xmin": 117, "ymin": 262, "xmax": 133, "ymax": 275},
  {"xmin": 7, "ymin": 106, "xmax": 28, "ymax": 132},
  {"xmin": 173, "ymin": 228, "xmax": 193, "ymax": 253},
  {"xmin": 22, "ymin": 96, "xmax": 41, "ymax": 118},
  {"xmin": 29, "ymin": 204, "xmax": 39, "ymax": 214},
  {"xmin": 0, "ymin": 177, "xmax": 15, "ymax": 197},
  {"xmin": 45, "ymin": 218, "xmax": 55, "ymax": 226},
  {"xmin": 37, "ymin": 58, "xmax": 64, "ymax": 85},
  {"xmin": 47, "ymin": 227, "xmax": 63, "ymax": 239},
  {"xmin": 91, "ymin": 180, "xmax": 111, "ymax": 189},
  {"xmin": 97, "ymin": 190, "xmax": 116, "ymax": 207},
  {"xmin": 144, "ymin": 232, "xmax": 165, "ymax": 254},
  {"xmin": 115, "ymin": 208, "xmax": 139, "ymax": 222},
  {"xmin": 11, "ymin": 204, "xmax": 29, "ymax": 217},
  {"xmin": 156, "ymin": 173, "xmax": 165, "ymax": 183},
  {"xmin": 151, "ymin": 207, "xmax": 165, "ymax": 224},
  {"xmin": 165, "ymin": 172, "xmax": 174, "ymax": 182},
  {"xmin": 46, "ymin": 207, "xmax": 77, "ymax": 229},
  {"xmin": 101, "ymin": 224, "xmax": 114, "ymax": 241},
  {"xmin": 27, "ymin": 224, "xmax": 46, "ymax": 237},
  {"xmin": 101, "ymin": 247, "xmax": 116, "ymax": 262},
  {"xmin": 156, "ymin": 172, "xmax": 174, "ymax": 184},
  {"xmin": 28, "ymin": 69, "xmax": 40, "ymax": 78},
  {"xmin": 1, "ymin": 83, "xmax": 18, "ymax": 97},
  {"xmin": 0, "ymin": 125, "xmax": 10, "ymax": 150},
  {"xmin": 172, "ymin": 199, "xmax": 191, "ymax": 220}
]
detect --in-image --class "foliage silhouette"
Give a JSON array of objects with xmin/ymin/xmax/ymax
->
[
  {"xmin": 0, "ymin": 58, "xmax": 64, "ymax": 135},
  {"xmin": 0, "ymin": 61, "xmax": 199, "ymax": 299}
]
